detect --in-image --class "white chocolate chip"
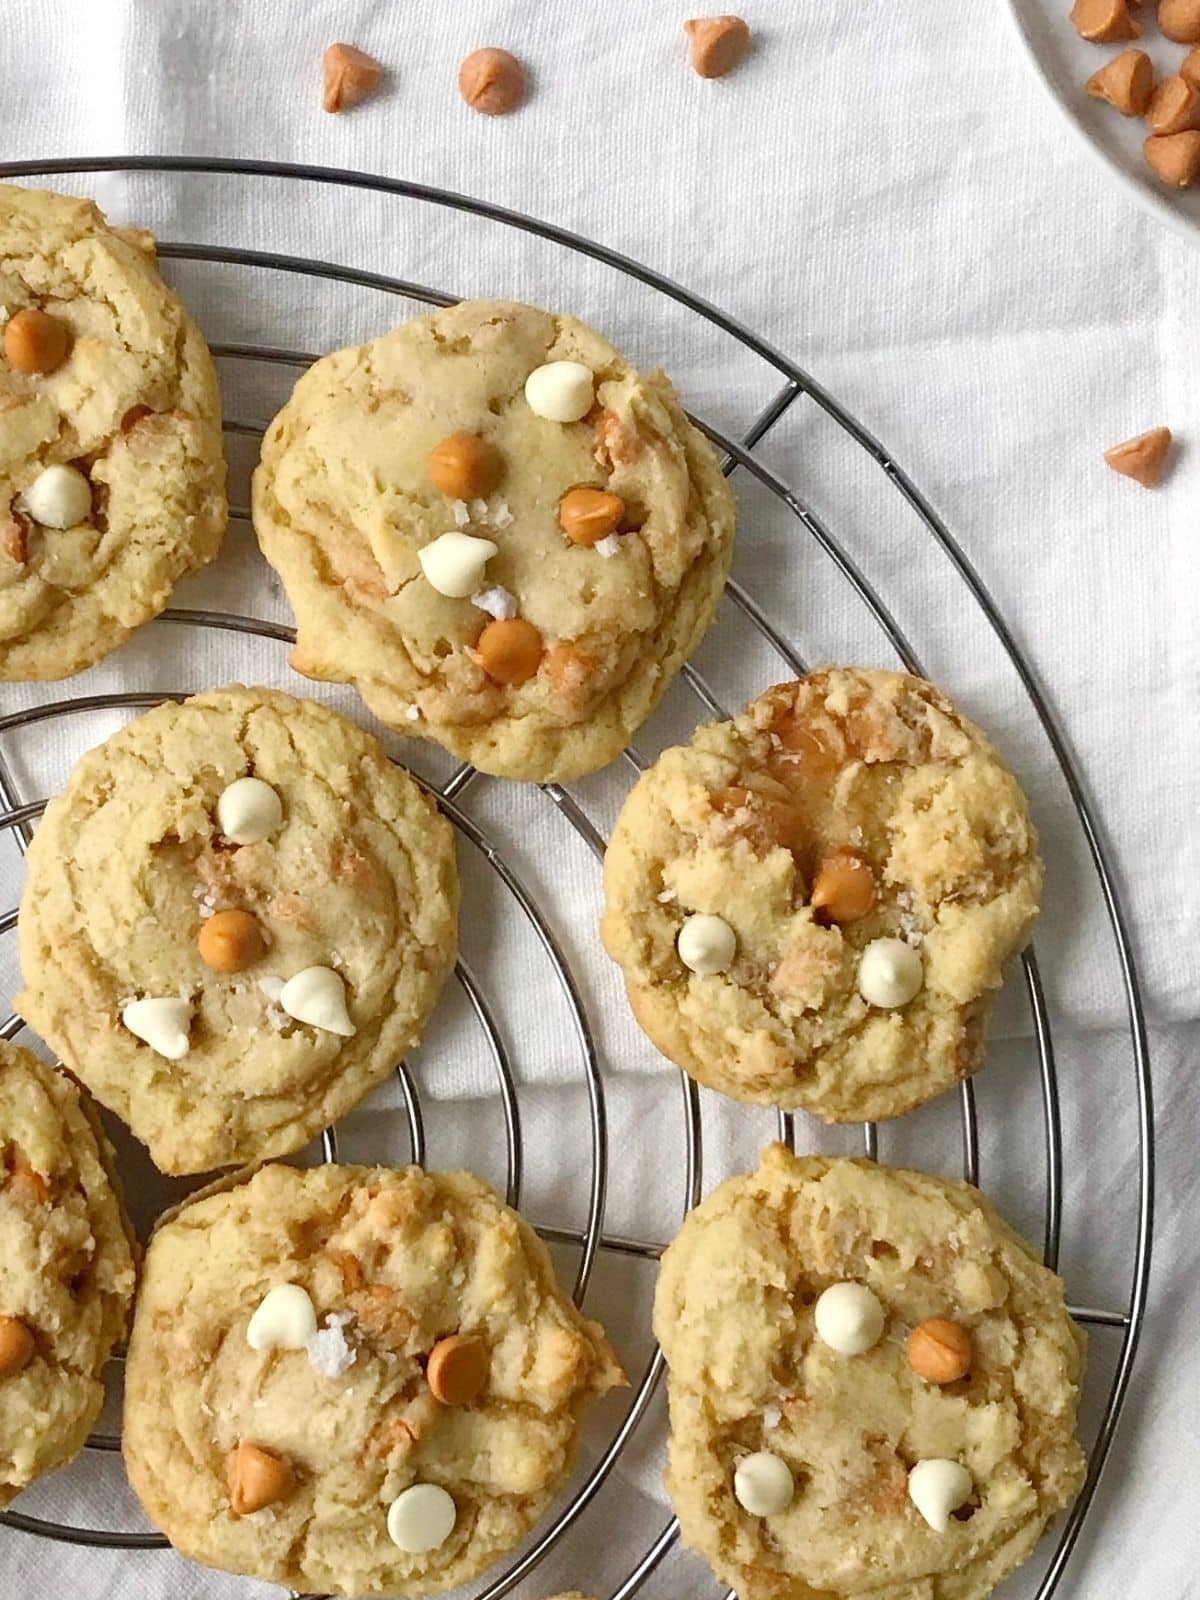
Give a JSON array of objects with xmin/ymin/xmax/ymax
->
[
  {"xmin": 733, "ymin": 1451, "xmax": 794, "ymax": 1517},
  {"xmin": 22, "ymin": 464, "xmax": 92, "ymax": 529},
  {"xmin": 121, "ymin": 997, "xmax": 191, "ymax": 1060},
  {"xmin": 594, "ymin": 533, "xmax": 621, "ymax": 558},
  {"xmin": 217, "ymin": 776, "xmax": 284, "ymax": 844},
  {"xmin": 418, "ymin": 531, "xmax": 498, "ymax": 598},
  {"xmin": 246, "ymin": 1284, "xmax": 318, "ymax": 1352},
  {"xmin": 524, "ymin": 360, "xmax": 595, "ymax": 423},
  {"xmin": 306, "ymin": 1311, "xmax": 357, "ymax": 1378},
  {"xmin": 471, "ymin": 585, "xmax": 517, "ymax": 620},
  {"xmin": 257, "ymin": 975, "xmax": 285, "ymax": 1003},
  {"xmin": 813, "ymin": 1281, "xmax": 885, "ymax": 1355},
  {"xmin": 677, "ymin": 912, "xmax": 737, "ymax": 976},
  {"xmin": 907, "ymin": 1458, "xmax": 973, "ymax": 1532},
  {"xmin": 386, "ymin": 1483, "xmax": 457, "ymax": 1553},
  {"xmin": 279, "ymin": 966, "xmax": 356, "ymax": 1036},
  {"xmin": 857, "ymin": 937, "xmax": 923, "ymax": 1009}
]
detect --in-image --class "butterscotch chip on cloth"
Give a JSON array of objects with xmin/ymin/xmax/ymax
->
[
  {"xmin": 251, "ymin": 299, "xmax": 735, "ymax": 782},
  {"xmin": 601, "ymin": 669, "xmax": 1042, "ymax": 1121},
  {"xmin": 0, "ymin": 1041, "xmax": 135, "ymax": 1507},
  {"xmin": 654, "ymin": 1145, "xmax": 1086, "ymax": 1600},
  {"xmin": 14, "ymin": 687, "xmax": 458, "ymax": 1175},
  {"xmin": 122, "ymin": 1163, "xmax": 626, "ymax": 1596},
  {"xmin": 0, "ymin": 184, "xmax": 227, "ymax": 680}
]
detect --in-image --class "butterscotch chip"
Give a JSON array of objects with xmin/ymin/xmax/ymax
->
[
  {"xmin": 907, "ymin": 1318, "xmax": 972, "ymax": 1384},
  {"xmin": 476, "ymin": 616, "xmax": 544, "ymax": 684},
  {"xmin": 0, "ymin": 517, "xmax": 27, "ymax": 565},
  {"xmin": 1103, "ymin": 426, "xmax": 1173, "ymax": 485},
  {"xmin": 427, "ymin": 1333, "xmax": 489, "ymax": 1405},
  {"xmin": 684, "ymin": 15, "xmax": 751, "ymax": 78},
  {"xmin": 3, "ymin": 308, "xmax": 71, "ymax": 375},
  {"xmin": 1085, "ymin": 48, "xmax": 1154, "ymax": 114},
  {"xmin": 0, "ymin": 1316, "xmax": 35, "ymax": 1377},
  {"xmin": 1070, "ymin": 0, "xmax": 1141, "ymax": 39},
  {"xmin": 122, "ymin": 1161, "xmax": 626, "ymax": 1595},
  {"xmin": 810, "ymin": 849, "xmax": 876, "ymax": 926},
  {"xmin": 323, "ymin": 43, "xmax": 383, "ymax": 113},
  {"xmin": 6, "ymin": 1147, "xmax": 49, "ymax": 1205},
  {"xmin": 1182, "ymin": 46, "xmax": 1200, "ymax": 88},
  {"xmin": 1146, "ymin": 74, "xmax": 1200, "ymax": 134},
  {"xmin": 1159, "ymin": 0, "xmax": 1200, "ymax": 42},
  {"xmin": 458, "ymin": 47, "xmax": 526, "ymax": 115},
  {"xmin": 197, "ymin": 907, "xmax": 267, "ymax": 973},
  {"xmin": 1144, "ymin": 129, "xmax": 1200, "ymax": 184},
  {"xmin": 558, "ymin": 486, "xmax": 625, "ymax": 545},
  {"xmin": 428, "ymin": 432, "xmax": 499, "ymax": 499}
]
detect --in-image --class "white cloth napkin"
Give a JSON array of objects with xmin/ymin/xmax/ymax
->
[{"xmin": 0, "ymin": 1, "xmax": 1194, "ymax": 1597}]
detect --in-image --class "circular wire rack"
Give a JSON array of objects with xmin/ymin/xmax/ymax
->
[{"xmin": 0, "ymin": 157, "xmax": 1154, "ymax": 1600}]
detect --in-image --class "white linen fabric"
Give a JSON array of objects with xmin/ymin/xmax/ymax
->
[{"xmin": 0, "ymin": 2, "xmax": 1194, "ymax": 1597}]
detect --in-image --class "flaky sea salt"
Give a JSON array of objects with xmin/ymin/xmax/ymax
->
[
  {"xmin": 594, "ymin": 533, "xmax": 621, "ymax": 559},
  {"xmin": 307, "ymin": 1311, "xmax": 357, "ymax": 1379},
  {"xmin": 257, "ymin": 975, "xmax": 284, "ymax": 1003},
  {"xmin": 656, "ymin": 888, "xmax": 677, "ymax": 903},
  {"xmin": 451, "ymin": 500, "xmax": 470, "ymax": 527},
  {"xmin": 469, "ymin": 497, "xmax": 489, "ymax": 521},
  {"xmin": 762, "ymin": 1404, "xmax": 782, "ymax": 1430},
  {"xmin": 491, "ymin": 500, "xmax": 513, "ymax": 529},
  {"xmin": 405, "ymin": 704, "xmax": 421, "ymax": 722},
  {"xmin": 471, "ymin": 585, "xmax": 517, "ymax": 621}
]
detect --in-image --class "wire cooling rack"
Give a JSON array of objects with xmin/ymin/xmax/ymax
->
[{"xmin": 0, "ymin": 157, "xmax": 1154, "ymax": 1600}]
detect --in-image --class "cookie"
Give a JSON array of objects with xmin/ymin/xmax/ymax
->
[
  {"xmin": 15, "ymin": 686, "xmax": 458, "ymax": 1175},
  {"xmin": 601, "ymin": 670, "xmax": 1042, "ymax": 1120},
  {"xmin": 251, "ymin": 299, "xmax": 735, "ymax": 782},
  {"xmin": 654, "ymin": 1144, "xmax": 1085, "ymax": 1600},
  {"xmin": 122, "ymin": 1162, "xmax": 626, "ymax": 1595},
  {"xmin": 0, "ymin": 1041, "xmax": 136, "ymax": 1507},
  {"xmin": 0, "ymin": 184, "xmax": 227, "ymax": 680}
]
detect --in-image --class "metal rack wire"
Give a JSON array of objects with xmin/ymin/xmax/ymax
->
[{"xmin": 0, "ymin": 157, "xmax": 1153, "ymax": 1600}]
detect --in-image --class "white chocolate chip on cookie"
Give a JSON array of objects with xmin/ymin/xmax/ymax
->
[
  {"xmin": 121, "ymin": 997, "xmax": 191, "ymax": 1059},
  {"xmin": 22, "ymin": 464, "xmax": 92, "ymax": 529},
  {"xmin": 524, "ymin": 360, "xmax": 595, "ymax": 423},
  {"xmin": 218, "ymin": 776, "xmax": 284, "ymax": 844},
  {"xmin": 677, "ymin": 912, "xmax": 737, "ymax": 976},
  {"xmin": 733, "ymin": 1451, "xmax": 794, "ymax": 1517},
  {"xmin": 279, "ymin": 966, "xmax": 356, "ymax": 1036},
  {"xmin": 857, "ymin": 937, "xmax": 923, "ymax": 1009},
  {"xmin": 907, "ymin": 1458, "xmax": 973, "ymax": 1532},
  {"xmin": 246, "ymin": 1283, "xmax": 318, "ymax": 1351},
  {"xmin": 418, "ymin": 531, "xmax": 499, "ymax": 598},
  {"xmin": 813, "ymin": 1281, "xmax": 885, "ymax": 1355},
  {"xmin": 387, "ymin": 1483, "xmax": 458, "ymax": 1552}
]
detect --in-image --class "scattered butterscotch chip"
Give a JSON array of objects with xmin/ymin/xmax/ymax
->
[
  {"xmin": 1144, "ymin": 128, "xmax": 1200, "ymax": 183},
  {"xmin": 227, "ymin": 1443, "xmax": 293, "ymax": 1514},
  {"xmin": 3, "ymin": 308, "xmax": 71, "ymax": 376},
  {"xmin": 120, "ymin": 403, "xmax": 154, "ymax": 433},
  {"xmin": 810, "ymin": 849, "xmax": 876, "ymax": 926},
  {"xmin": 1104, "ymin": 426, "xmax": 1173, "ymax": 485},
  {"xmin": 559, "ymin": 486, "xmax": 625, "ymax": 546},
  {"xmin": 684, "ymin": 15, "xmax": 751, "ymax": 78},
  {"xmin": 428, "ymin": 432, "xmax": 499, "ymax": 500},
  {"xmin": 1146, "ymin": 74, "xmax": 1200, "ymax": 133},
  {"xmin": 907, "ymin": 1319, "xmax": 972, "ymax": 1385},
  {"xmin": 1070, "ymin": 0, "xmax": 1142, "ymax": 40},
  {"xmin": 475, "ymin": 617, "xmax": 544, "ymax": 684},
  {"xmin": 1182, "ymin": 46, "xmax": 1200, "ymax": 88},
  {"xmin": 0, "ymin": 516, "xmax": 27, "ymax": 564},
  {"xmin": 6, "ymin": 1148, "xmax": 49, "ymax": 1205},
  {"xmin": 1159, "ymin": 0, "xmax": 1200, "ymax": 42},
  {"xmin": 0, "ymin": 1316, "xmax": 35, "ymax": 1377},
  {"xmin": 427, "ymin": 1333, "xmax": 489, "ymax": 1406},
  {"xmin": 1085, "ymin": 48, "xmax": 1154, "ymax": 114},
  {"xmin": 458, "ymin": 47, "xmax": 526, "ymax": 115},
  {"xmin": 323, "ymin": 42, "xmax": 384, "ymax": 114},
  {"xmin": 197, "ymin": 908, "xmax": 266, "ymax": 973}
]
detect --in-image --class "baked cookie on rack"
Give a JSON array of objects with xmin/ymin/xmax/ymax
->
[
  {"xmin": 14, "ymin": 686, "xmax": 458, "ymax": 1175},
  {"xmin": 251, "ymin": 298, "xmax": 735, "ymax": 782},
  {"xmin": 654, "ymin": 1144, "xmax": 1085, "ymax": 1600},
  {"xmin": 0, "ymin": 184, "xmax": 227, "ymax": 680},
  {"xmin": 0, "ymin": 1040, "xmax": 136, "ymax": 1507},
  {"xmin": 600, "ymin": 669, "xmax": 1042, "ymax": 1121},
  {"xmin": 122, "ymin": 1161, "xmax": 626, "ymax": 1596}
]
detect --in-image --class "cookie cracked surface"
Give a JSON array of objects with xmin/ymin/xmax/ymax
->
[
  {"xmin": 0, "ymin": 1041, "xmax": 136, "ymax": 1507},
  {"xmin": 15, "ymin": 686, "xmax": 458, "ymax": 1174},
  {"xmin": 251, "ymin": 299, "xmax": 735, "ymax": 782},
  {"xmin": 122, "ymin": 1162, "xmax": 626, "ymax": 1596},
  {"xmin": 0, "ymin": 184, "xmax": 227, "ymax": 680},
  {"xmin": 601, "ymin": 670, "xmax": 1042, "ymax": 1120},
  {"xmin": 654, "ymin": 1145, "xmax": 1085, "ymax": 1600}
]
